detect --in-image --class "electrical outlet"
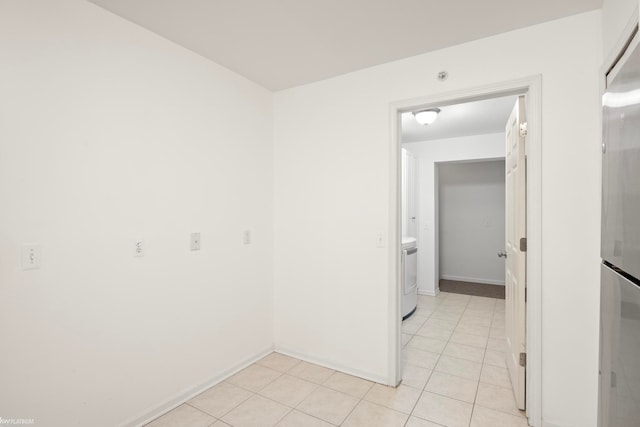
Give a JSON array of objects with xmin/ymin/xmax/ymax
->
[
  {"xmin": 243, "ymin": 230, "xmax": 251, "ymax": 245},
  {"xmin": 190, "ymin": 232, "xmax": 201, "ymax": 251},
  {"xmin": 133, "ymin": 239, "xmax": 144, "ymax": 257},
  {"xmin": 22, "ymin": 243, "xmax": 41, "ymax": 270}
]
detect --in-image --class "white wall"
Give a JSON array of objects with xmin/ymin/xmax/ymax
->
[
  {"xmin": 274, "ymin": 11, "xmax": 602, "ymax": 427},
  {"xmin": 404, "ymin": 133, "xmax": 505, "ymax": 295},
  {"xmin": 438, "ymin": 160, "xmax": 506, "ymax": 286},
  {"xmin": 0, "ymin": 1, "xmax": 274, "ymax": 426}
]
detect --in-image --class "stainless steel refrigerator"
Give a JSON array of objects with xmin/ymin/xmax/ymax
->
[{"xmin": 599, "ymin": 29, "xmax": 640, "ymax": 427}]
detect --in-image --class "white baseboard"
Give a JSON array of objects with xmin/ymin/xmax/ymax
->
[
  {"xmin": 274, "ymin": 346, "xmax": 388, "ymax": 385},
  {"xmin": 418, "ymin": 288, "xmax": 440, "ymax": 296},
  {"xmin": 542, "ymin": 421, "xmax": 565, "ymax": 427},
  {"xmin": 440, "ymin": 275, "xmax": 505, "ymax": 286},
  {"xmin": 119, "ymin": 345, "xmax": 274, "ymax": 427}
]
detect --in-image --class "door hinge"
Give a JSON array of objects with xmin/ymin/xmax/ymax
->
[
  {"xmin": 524, "ymin": 288, "xmax": 527, "ymax": 302},
  {"xmin": 519, "ymin": 122, "xmax": 528, "ymax": 137},
  {"xmin": 519, "ymin": 237, "xmax": 527, "ymax": 252},
  {"xmin": 519, "ymin": 352, "xmax": 527, "ymax": 367}
]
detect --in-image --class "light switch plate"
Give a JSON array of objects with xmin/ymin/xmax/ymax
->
[
  {"xmin": 22, "ymin": 243, "xmax": 41, "ymax": 270},
  {"xmin": 243, "ymin": 230, "xmax": 251, "ymax": 245},
  {"xmin": 190, "ymin": 233, "xmax": 201, "ymax": 251}
]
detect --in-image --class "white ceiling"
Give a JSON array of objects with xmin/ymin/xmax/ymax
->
[
  {"xmin": 401, "ymin": 96, "xmax": 518, "ymax": 143},
  {"xmin": 88, "ymin": 0, "xmax": 602, "ymax": 91}
]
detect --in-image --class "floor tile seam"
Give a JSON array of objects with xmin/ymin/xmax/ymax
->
[
  {"xmin": 432, "ymin": 367, "xmax": 482, "ymax": 382},
  {"xmin": 437, "ymin": 309, "xmax": 483, "ymax": 385},
  {"xmin": 405, "ymin": 344, "xmax": 444, "ymax": 359},
  {"xmin": 222, "ymin": 389, "xmax": 298, "ymax": 422},
  {"xmin": 257, "ymin": 384, "xmax": 354, "ymax": 425},
  {"xmin": 273, "ymin": 406, "xmax": 296, "ymax": 427},
  {"xmin": 472, "ymin": 401, "xmax": 527, "ymax": 419},
  {"xmin": 477, "ymin": 378, "xmax": 514, "ymax": 392},
  {"xmin": 309, "ymin": 381, "xmax": 370, "ymax": 403},
  {"xmin": 268, "ymin": 372, "xmax": 319, "ymax": 388},
  {"xmin": 461, "ymin": 313, "xmax": 493, "ymax": 327},
  {"xmin": 448, "ymin": 336, "xmax": 488, "ymax": 350},
  {"xmin": 467, "ymin": 402, "xmax": 477, "ymax": 427},
  {"xmin": 225, "ymin": 369, "xmax": 284, "ymax": 394},
  {"xmin": 299, "ymin": 409, "xmax": 341, "ymax": 427},
  {"xmin": 180, "ymin": 402, "xmax": 220, "ymax": 421},
  {"xmin": 412, "ymin": 390, "xmax": 476, "ymax": 423},
  {"xmin": 436, "ymin": 352, "xmax": 484, "ymax": 370},
  {"xmin": 401, "ymin": 356, "xmax": 437, "ymax": 373},
  {"xmin": 337, "ymin": 385, "xmax": 368, "ymax": 426},
  {"xmin": 451, "ymin": 327, "xmax": 490, "ymax": 339},
  {"xmin": 405, "ymin": 383, "xmax": 429, "ymax": 425},
  {"xmin": 232, "ymin": 377, "xmax": 343, "ymax": 425},
  {"xmin": 423, "ymin": 374, "xmax": 480, "ymax": 406},
  {"xmin": 406, "ymin": 409, "xmax": 448, "ymax": 427},
  {"xmin": 361, "ymin": 390, "xmax": 420, "ymax": 416},
  {"xmin": 186, "ymin": 389, "xmax": 253, "ymax": 421},
  {"xmin": 425, "ymin": 330, "xmax": 482, "ymax": 402},
  {"xmin": 256, "ymin": 377, "xmax": 322, "ymax": 405},
  {"xmin": 450, "ymin": 313, "xmax": 483, "ymax": 408},
  {"xmin": 255, "ymin": 359, "xmax": 303, "ymax": 374},
  {"xmin": 475, "ymin": 322, "xmax": 490, "ymax": 397},
  {"xmin": 321, "ymin": 373, "xmax": 375, "ymax": 399},
  {"xmin": 440, "ymin": 351, "xmax": 484, "ymax": 364},
  {"xmin": 481, "ymin": 360, "xmax": 507, "ymax": 369}
]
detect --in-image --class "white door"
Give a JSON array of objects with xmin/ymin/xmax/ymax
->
[{"xmin": 505, "ymin": 95, "xmax": 527, "ymax": 410}]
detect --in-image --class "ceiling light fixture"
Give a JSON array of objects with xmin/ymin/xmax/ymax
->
[{"xmin": 413, "ymin": 108, "xmax": 441, "ymax": 125}]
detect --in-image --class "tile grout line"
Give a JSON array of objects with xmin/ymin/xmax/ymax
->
[
  {"xmin": 193, "ymin": 357, "xmax": 313, "ymax": 426},
  {"xmin": 406, "ymin": 294, "xmax": 506, "ymax": 426},
  {"xmin": 403, "ymin": 292, "xmax": 449, "ymax": 427},
  {"xmin": 336, "ymin": 381, "xmax": 374, "ymax": 426},
  {"xmin": 468, "ymin": 297, "xmax": 498, "ymax": 426}
]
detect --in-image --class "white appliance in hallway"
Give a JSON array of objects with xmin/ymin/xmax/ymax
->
[
  {"xmin": 402, "ymin": 237, "xmax": 418, "ymax": 319},
  {"xmin": 401, "ymin": 148, "xmax": 418, "ymax": 320}
]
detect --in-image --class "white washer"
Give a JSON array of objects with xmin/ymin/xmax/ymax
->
[{"xmin": 402, "ymin": 237, "xmax": 418, "ymax": 320}]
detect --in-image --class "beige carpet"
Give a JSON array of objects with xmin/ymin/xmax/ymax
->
[{"xmin": 439, "ymin": 279, "xmax": 505, "ymax": 299}]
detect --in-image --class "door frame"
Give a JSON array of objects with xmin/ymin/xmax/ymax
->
[{"xmin": 387, "ymin": 75, "xmax": 542, "ymax": 425}]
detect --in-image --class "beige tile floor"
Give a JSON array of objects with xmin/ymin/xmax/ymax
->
[{"xmin": 146, "ymin": 292, "xmax": 528, "ymax": 427}]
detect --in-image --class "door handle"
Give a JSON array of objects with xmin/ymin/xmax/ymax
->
[{"xmin": 497, "ymin": 250, "xmax": 507, "ymax": 258}]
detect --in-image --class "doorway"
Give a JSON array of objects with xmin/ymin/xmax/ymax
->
[
  {"xmin": 389, "ymin": 77, "xmax": 542, "ymax": 425},
  {"xmin": 437, "ymin": 158, "xmax": 507, "ymax": 297}
]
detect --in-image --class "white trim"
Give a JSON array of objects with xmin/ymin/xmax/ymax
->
[
  {"xmin": 418, "ymin": 288, "xmax": 440, "ymax": 297},
  {"xmin": 525, "ymin": 75, "xmax": 543, "ymax": 427},
  {"xmin": 275, "ymin": 346, "xmax": 388, "ymax": 384},
  {"xmin": 602, "ymin": 5, "xmax": 639, "ymax": 78},
  {"xmin": 119, "ymin": 346, "xmax": 274, "ymax": 427},
  {"xmin": 389, "ymin": 75, "xmax": 543, "ymax": 426},
  {"xmin": 388, "ymin": 97, "xmax": 403, "ymax": 387},
  {"xmin": 440, "ymin": 275, "xmax": 505, "ymax": 286}
]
